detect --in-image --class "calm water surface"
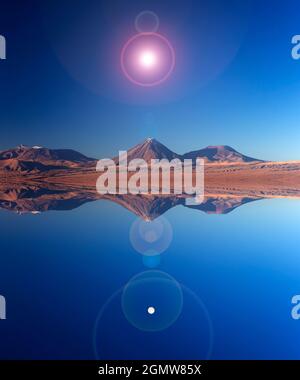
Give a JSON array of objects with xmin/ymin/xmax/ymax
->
[{"xmin": 0, "ymin": 198, "xmax": 299, "ymax": 359}]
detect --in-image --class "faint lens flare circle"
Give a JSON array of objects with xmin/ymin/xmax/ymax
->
[
  {"xmin": 121, "ymin": 271, "xmax": 183, "ymax": 332},
  {"xmin": 121, "ymin": 32, "xmax": 176, "ymax": 87},
  {"xmin": 134, "ymin": 10, "xmax": 160, "ymax": 33},
  {"xmin": 93, "ymin": 279, "xmax": 213, "ymax": 359},
  {"xmin": 130, "ymin": 216, "xmax": 173, "ymax": 256}
]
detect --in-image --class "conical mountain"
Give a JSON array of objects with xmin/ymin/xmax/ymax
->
[{"xmin": 114, "ymin": 138, "xmax": 181, "ymax": 164}]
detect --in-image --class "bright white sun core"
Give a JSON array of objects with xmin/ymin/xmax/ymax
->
[{"xmin": 139, "ymin": 50, "xmax": 157, "ymax": 69}]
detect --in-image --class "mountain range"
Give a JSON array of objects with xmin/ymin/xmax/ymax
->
[
  {"xmin": 0, "ymin": 144, "xmax": 96, "ymax": 173},
  {"xmin": 113, "ymin": 138, "xmax": 262, "ymax": 165},
  {"xmin": 0, "ymin": 139, "xmax": 262, "ymax": 173}
]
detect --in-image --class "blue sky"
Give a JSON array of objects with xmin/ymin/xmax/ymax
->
[{"xmin": 1, "ymin": 0, "xmax": 300, "ymax": 161}]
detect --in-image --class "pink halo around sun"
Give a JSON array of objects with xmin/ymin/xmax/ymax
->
[{"xmin": 121, "ymin": 32, "xmax": 176, "ymax": 87}]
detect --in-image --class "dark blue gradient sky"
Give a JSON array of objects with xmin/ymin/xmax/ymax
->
[{"xmin": 1, "ymin": 0, "xmax": 300, "ymax": 160}]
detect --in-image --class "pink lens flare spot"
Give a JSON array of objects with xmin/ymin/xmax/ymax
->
[{"xmin": 121, "ymin": 32, "xmax": 175, "ymax": 87}]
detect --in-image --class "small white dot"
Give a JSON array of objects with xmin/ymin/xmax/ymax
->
[{"xmin": 147, "ymin": 306, "xmax": 155, "ymax": 315}]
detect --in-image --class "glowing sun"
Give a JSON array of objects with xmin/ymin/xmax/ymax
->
[
  {"xmin": 139, "ymin": 50, "xmax": 157, "ymax": 69},
  {"xmin": 121, "ymin": 32, "xmax": 175, "ymax": 87}
]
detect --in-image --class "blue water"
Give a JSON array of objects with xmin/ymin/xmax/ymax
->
[{"xmin": 0, "ymin": 198, "xmax": 300, "ymax": 359}]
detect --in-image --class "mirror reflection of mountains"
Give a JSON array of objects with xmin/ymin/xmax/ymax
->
[{"xmin": 0, "ymin": 184, "xmax": 260, "ymax": 218}]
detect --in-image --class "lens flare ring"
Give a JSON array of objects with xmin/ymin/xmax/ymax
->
[
  {"xmin": 134, "ymin": 10, "xmax": 160, "ymax": 33},
  {"xmin": 93, "ymin": 280, "xmax": 214, "ymax": 359},
  {"xmin": 129, "ymin": 217, "xmax": 173, "ymax": 256}
]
